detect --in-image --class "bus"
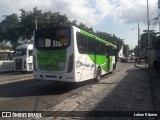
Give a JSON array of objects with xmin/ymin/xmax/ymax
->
[
  {"xmin": 14, "ymin": 44, "xmax": 33, "ymax": 72},
  {"xmin": 33, "ymin": 26, "xmax": 117, "ymax": 82},
  {"xmin": 0, "ymin": 50, "xmax": 14, "ymax": 72}
]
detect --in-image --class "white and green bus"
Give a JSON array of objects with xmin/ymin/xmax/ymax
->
[{"xmin": 33, "ymin": 26, "xmax": 117, "ymax": 82}]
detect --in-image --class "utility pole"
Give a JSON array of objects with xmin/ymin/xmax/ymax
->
[
  {"xmin": 138, "ymin": 23, "xmax": 140, "ymax": 49},
  {"xmin": 158, "ymin": 0, "xmax": 160, "ymax": 31},
  {"xmin": 137, "ymin": 23, "xmax": 141, "ymax": 64},
  {"xmin": 147, "ymin": 0, "xmax": 150, "ymax": 67},
  {"xmin": 35, "ymin": 17, "xmax": 37, "ymax": 30},
  {"xmin": 147, "ymin": 0, "xmax": 150, "ymax": 47}
]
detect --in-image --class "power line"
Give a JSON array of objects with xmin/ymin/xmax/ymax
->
[
  {"xmin": 141, "ymin": 0, "xmax": 159, "ymax": 27},
  {"xmin": 148, "ymin": 0, "xmax": 160, "ymax": 31},
  {"xmin": 150, "ymin": 1, "xmax": 158, "ymax": 19}
]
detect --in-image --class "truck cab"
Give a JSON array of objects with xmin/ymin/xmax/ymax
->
[{"xmin": 14, "ymin": 44, "xmax": 33, "ymax": 72}]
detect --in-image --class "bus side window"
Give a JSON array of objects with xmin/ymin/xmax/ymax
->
[
  {"xmin": 106, "ymin": 46, "xmax": 109, "ymax": 56},
  {"xmin": 109, "ymin": 46, "xmax": 115, "ymax": 56},
  {"xmin": 76, "ymin": 32, "xmax": 87, "ymax": 54},
  {"xmin": 29, "ymin": 50, "xmax": 33, "ymax": 56}
]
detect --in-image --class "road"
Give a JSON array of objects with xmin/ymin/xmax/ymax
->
[
  {"xmin": 0, "ymin": 61, "xmax": 134, "ymax": 112},
  {"xmin": 0, "ymin": 75, "xmax": 91, "ymax": 111}
]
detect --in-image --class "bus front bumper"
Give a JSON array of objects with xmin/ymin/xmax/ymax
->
[{"xmin": 33, "ymin": 72, "xmax": 75, "ymax": 82}]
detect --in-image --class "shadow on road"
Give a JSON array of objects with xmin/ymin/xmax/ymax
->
[{"xmin": 0, "ymin": 79, "xmax": 92, "ymax": 97}]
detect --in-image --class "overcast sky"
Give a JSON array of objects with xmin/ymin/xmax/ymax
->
[{"xmin": 0, "ymin": 0, "xmax": 159, "ymax": 49}]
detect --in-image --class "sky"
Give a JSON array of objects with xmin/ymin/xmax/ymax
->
[{"xmin": 0, "ymin": 0, "xmax": 159, "ymax": 49}]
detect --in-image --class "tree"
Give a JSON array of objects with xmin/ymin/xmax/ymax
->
[
  {"xmin": 19, "ymin": 8, "xmax": 43, "ymax": 40},
  {"xmin": 0, "ymin": 44, "xmax": 12, "ymax": 50},
  {"xmin": 134, "ymin": 45, "xmax": 138, "ymax": 55},
  {"xmin": 19, "ymin": 8, "xmax": 71, "ymax": 40},
  {"xmin": 116, "ymin": 38, "xmax": 124, "ymax": 53},
  {"xmin": 140, "ymin": 30, "xmax": 160, "ymax": 50},
  {"xmin": 77, "ymin": 23, "xmax": 94, "ymax": 34},
  {"xmin": 0, "ymin": 14, "xmax": 20, "ymax": 50},
  {"xmin": 140, "ymin": 32, "xmax": 148, "ymax": 51},
  {"xmin": 0, "ymin": 7, "xmax": 129, "ymax": 51},
  {"xmin": 153, "ymin": 35, "xmax": 160, "ymax": 47},
  {"xmin": 123, "ymin": 44, "xmax": 129, "ymax": 57}
]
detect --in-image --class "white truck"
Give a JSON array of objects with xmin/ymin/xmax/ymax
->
[{"xmin": 14, "ymin": 44, "xmax": 33, "ymax": 72}]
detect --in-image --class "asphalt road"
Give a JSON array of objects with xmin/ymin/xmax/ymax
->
[{"xmin": 0, "ymin": 61, "xmax": 134, "ymax": 112}]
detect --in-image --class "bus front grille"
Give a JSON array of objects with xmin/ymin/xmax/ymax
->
[
  {"xmin": 15, "ymin": 59, "xmax": 22, "ymax": 70},
  {"xmin": 46, "ymin": 75, "xmax": 57, "ymax": 78}
]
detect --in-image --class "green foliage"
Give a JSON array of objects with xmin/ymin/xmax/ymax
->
[
  {"xmin": 0, "ymin": 7, "xmax": 128, "ymax": 52},
  {"xmin": 123, "ymin": 44, "xmax": 129, "ymax": 57},
  {"xmin": 0, "ymin": 44, "xmax": 12, "ymax": 50},
  {"xmin": 140, "ymin": 32, "xmax": 148, "ymax": 50},
  {"xmin": 0, "ymin": 14, "xmax": 19, "ymax": 50},
  {"xmin": 134, "ymin": 45, "xmax": 138, "ymax": 55},
  {"xmin": 140, "ymin": 30, "xmax": 160, "ymax": 50}
]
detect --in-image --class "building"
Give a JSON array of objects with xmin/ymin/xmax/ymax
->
[{"xmin": 149, "ymin": 47, "xmax": 160, "ymax": 67}]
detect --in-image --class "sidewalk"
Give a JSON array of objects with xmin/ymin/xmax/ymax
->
[{"xmin": 135, "ymin": 62, "xmax": 160, "ymax": 111}]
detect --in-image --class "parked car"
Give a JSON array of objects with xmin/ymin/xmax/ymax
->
[
  {"xmin": 121, "ymin": 57, "xmax": 127, "ymax": 62},
  {"xmin": 130, "ymin": 56, "xmax": 135, "ymax": 60}
]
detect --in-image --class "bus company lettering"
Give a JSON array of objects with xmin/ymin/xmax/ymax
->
[
  {"xmin": 76, "ymin": 61, "xmax": 94, "ymax": 68},
  {"xmin": 51, "ymin": 54, "xmax": 59, "ymax": 59},
  {"xmin": 11, "ymin": 112, "xmax": 42, "ymax": 117},
  {"xmin": 27, "ymin": 113, "xmax": 42, "ymax": 117}
]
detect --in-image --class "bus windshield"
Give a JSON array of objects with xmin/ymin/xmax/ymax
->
[
  {"xmin": 15, "ymin": 48, "xmax": 27, "ymax": 56},
  {"xmin": 35, "ymin": 26, "xmax": 71, "ymax": 50}
]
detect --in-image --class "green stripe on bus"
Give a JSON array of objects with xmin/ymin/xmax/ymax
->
[
  {"xmin": 80, "ymin": 29, "xmax": 116, "ymax": 48},
  {"xmin": 88, "ymin": 55, "xmax": 113, "ymax": 72}
]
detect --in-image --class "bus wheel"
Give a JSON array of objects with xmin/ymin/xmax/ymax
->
[
  {"xmin": 113, "ymin": 63, "xmax": 116, "ymax": 70},
  {"xmin": 95, "ymin": 67, "xmax": 101, "ymax": 82}
]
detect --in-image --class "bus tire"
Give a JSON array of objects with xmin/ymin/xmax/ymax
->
[
  {"xmin": 112, "ymin": 64, "xmax": 114, "ymax": 70},
  {"xmin": 95, "ymin": 67, "xmax": 101, "ymax": 82},
  {"xmin": 114, "ymin": 63, "xmax": 117, "ymax": 69}
]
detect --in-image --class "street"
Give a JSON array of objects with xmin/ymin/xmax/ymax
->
[
  {"xmin": 0, "ymin": 73, "xmax": 92, "ymax": 111},
  {"xmin": 0, "ymin": 61, "xmax": 156, "ymax": 120}
]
